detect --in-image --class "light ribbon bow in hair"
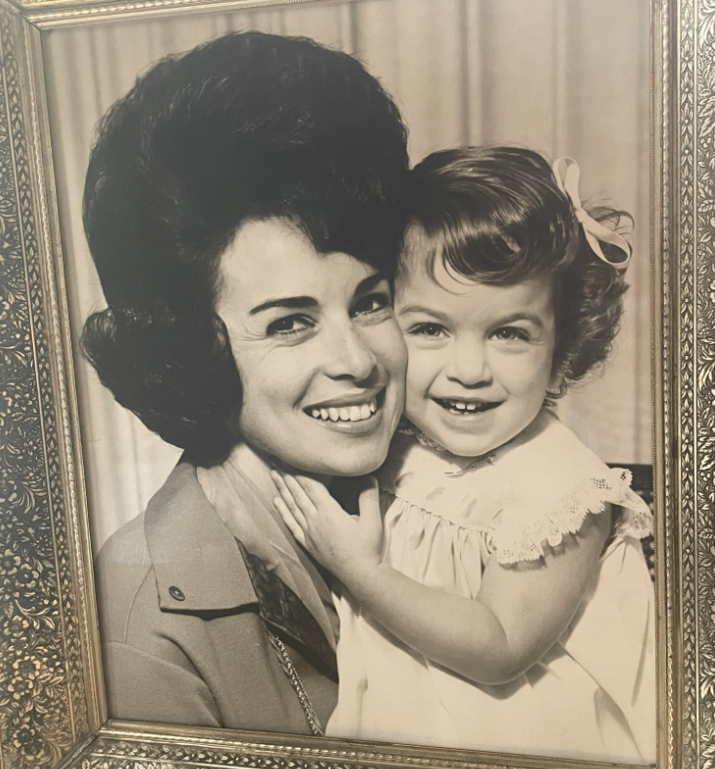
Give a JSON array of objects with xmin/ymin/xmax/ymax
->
[{"xmin": 552, "ymin": 157, "xmax": 631, "ymax": 269}]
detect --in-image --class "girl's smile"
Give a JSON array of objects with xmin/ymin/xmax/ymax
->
[{"xmin": 396, "ymin": 226, "xmax": 556, "ymax": 457}]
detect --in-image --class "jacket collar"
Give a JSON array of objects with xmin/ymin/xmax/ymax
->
[
  {"xmin": 144, "ymin": 461, "xmax": 256, "ymax": 612},
  {"xmin": 198, "ymin": 444, "xmax": 338, "ymax": 651},
  {"xmin": 143, "ymin": 460, "xmax": 336, "ymax": 671}
]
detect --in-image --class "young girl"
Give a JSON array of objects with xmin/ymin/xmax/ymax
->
[{"xmin": 272, "ymin": 147, "xmax": 655, "ymax": 764}]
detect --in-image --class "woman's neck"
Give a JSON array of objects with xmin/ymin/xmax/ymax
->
[{"xmin": 225, "ymin": 442, "xmax": 332, "ymax": 508}]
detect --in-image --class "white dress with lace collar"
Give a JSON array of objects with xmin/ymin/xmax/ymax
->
[{"xmin": 326, "ymin": 409, "xmax": 655, "ymax": 764}]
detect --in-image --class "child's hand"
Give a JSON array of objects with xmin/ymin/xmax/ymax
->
[{"xmin": 271, "ymin": 471, "xmax": 383, "ymax": 586}]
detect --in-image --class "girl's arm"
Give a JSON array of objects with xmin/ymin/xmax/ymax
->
[{"xmin": 272, "ymin": 471, "xmax": 611, "ymax": 686}]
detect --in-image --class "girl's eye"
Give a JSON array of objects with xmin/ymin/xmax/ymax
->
[
  {"xmin": 352, "ymin": 292, "xmax": 391, "ymax": 317},
  {"xmin": 409, "ymin": 323, "xmax": 447, "ymax": 338},
  {"xmin": 267, "ymin": 316, "xmax": 314, "ymax": 336},
  {"xmin": 492, "ymin": 326, "xmax": 529, "ymax": 342}
]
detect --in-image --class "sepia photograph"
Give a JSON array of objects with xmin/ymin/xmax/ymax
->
[{"xmin": 34, "ymin": 0, "xmax": 654, "ymax": 764}]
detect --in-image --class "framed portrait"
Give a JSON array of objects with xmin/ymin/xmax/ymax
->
[{"xmin": 0, "ymin": 0, "xmax": 701, "ymax": 766}]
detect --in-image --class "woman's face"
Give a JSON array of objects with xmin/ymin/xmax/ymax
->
[{"xmin": 215, "ymin": 218, "xmax": 407, "ymax": 477}]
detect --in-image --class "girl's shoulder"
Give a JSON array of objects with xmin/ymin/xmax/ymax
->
[
  {"xmin": 502, "ymin": 409, "xmax": 609, "ymax": 489},
  {"xmin": 375, "ymin": 411, "xmax": 579, "ymax": 527},
  {"xmin": 490, "ymin": 410, "xmax": 653, "ymax": 563},
  {"xmin": 378, "ymin": 410, "xmax": 653, "ymax": 563},
  {"xmin": 378, "ymin": 410, "xmax": 602, "ymax": 498}
]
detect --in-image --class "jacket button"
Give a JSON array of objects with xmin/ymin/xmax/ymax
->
[{"xmin": 168, "ymin": 585, "xmax": 185, "ymax": 601}]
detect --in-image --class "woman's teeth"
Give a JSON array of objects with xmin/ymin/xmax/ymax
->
[{"xmin": 310, "ymin": 398, "xmax": 378, "ymax": 422}]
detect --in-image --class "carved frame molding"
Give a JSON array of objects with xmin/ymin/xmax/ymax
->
[{"xmin": 0, "ymin": 0, "xmax": 698, "ymax": 767}]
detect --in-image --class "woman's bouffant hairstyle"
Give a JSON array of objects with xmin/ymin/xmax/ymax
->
[
  {"xmin": 404, "ymin": 146, "xmax": 630, "ymax": 396},
  {"xmin": 82, "ymin": 31, "xmax": 410, "ymax": 466}
]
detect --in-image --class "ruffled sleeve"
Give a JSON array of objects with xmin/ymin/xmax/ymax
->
[
  {"xmin": 485, "ymin": 412, "xmax": 653, "ymax": 564},
  {"xmin": 493, "ymin": 466, "xmax": 653, "ymax": 564}
]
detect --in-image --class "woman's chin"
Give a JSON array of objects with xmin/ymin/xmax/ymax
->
[
  {"xmin": 287, "ymin": 441, "xmax": 390, "ymax": 478},
  {"xmin": 244, "ymin": 402, "xmax": 400, "ymax": 478}
]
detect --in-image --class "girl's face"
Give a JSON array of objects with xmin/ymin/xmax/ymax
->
[
  {"xmin": 216, "ymin": 218, "xmax": 407, "ymax": 477},
  {"xmin": 395, "ymin": 226, "xmax": 556, "ymax": 457}
]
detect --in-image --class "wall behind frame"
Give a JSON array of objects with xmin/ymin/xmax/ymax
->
[{"xmin": 42, "ymin": 0, "xmax": 652, "ymax": 550}]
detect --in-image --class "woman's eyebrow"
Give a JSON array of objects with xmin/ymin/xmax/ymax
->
[
  {"xmin": 353, "ymin": 273, "xmax": 386, "ymax": 296},
  {"xmin": 249, "ymin": 296, "xmax": 318, "ymax": 315},
  {"xmin": 249, "ymin": 274, "xmax": 385, "ymax": 315}
]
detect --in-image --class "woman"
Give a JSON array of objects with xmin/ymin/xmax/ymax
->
[{"xmin": 85, "ymin": 31, "xmax": 409, "ymax": 734}]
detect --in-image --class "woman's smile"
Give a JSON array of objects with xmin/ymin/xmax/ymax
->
[
  {"xmin": 306, "ymin": 390, "xmax": 383, "ymax": 432},
  {"xmin": 215, "ymin": 218, "xmax": 407, "ymax": 477}
]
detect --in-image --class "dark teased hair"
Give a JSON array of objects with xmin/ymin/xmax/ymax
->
[
  {"xmin": 81, "ymin": 31, "xmax": 410, "ymax": 465},
  {"xmin": 404, "ymin": 146, "xmax": 630, "ymax": 396}
]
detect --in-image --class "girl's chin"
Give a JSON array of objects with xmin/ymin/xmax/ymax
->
[{"xmin": 410, "ymin": 423, "xmax": 496, "ymax": 457}]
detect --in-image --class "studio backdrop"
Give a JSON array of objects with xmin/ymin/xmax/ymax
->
[{"xmin": 42, "ymin": 0, "xmax": 651, "ymax": 549}]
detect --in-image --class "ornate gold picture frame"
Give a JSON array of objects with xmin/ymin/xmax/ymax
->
[{"xmin": 0, "ymin": 0, "xmax": 692, "ymax": 766}]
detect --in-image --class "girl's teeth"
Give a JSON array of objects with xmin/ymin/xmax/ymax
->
[
  {"xmin": 339, "ymin": 408, "xmax": 350, "ymax": 421},
  {"xmin": 321, "ymin": 409, "xmax": 329, "ymax": 420},
  {"xmin": 312, "ymin": 409, "xmax": 321, "ymax": 418},
  {"xmin": 360, "ymin": 404, "xmax": 371, "ymax": 419},
  {"xmin": 369, "ymin": 399, "xmax": 377, "ymax": 413},
  {"xmin": 329, "ymin": 408, "xmax": 339, "ymax": 421},
  {"xmin": 349, "ymin": 406, "xmax": 361, "ymax": 421},
  {"xmin": 443, "ymin": 399, "xmax": 490, "ymax": 414}
]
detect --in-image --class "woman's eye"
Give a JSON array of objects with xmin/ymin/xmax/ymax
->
[
  {"xmin": 410, "ymin": 323, "xmax": 446, "ymax": 338},
  {"xmin": 492, "ymin": 326, "xmax": 529, "ymax": 342},
  {"xmin": 352, "ymin": 292, "xmax": 391, "ymax": 317},
  {"xmin": 266, "ymin": 316, "xmax": 314, "ymax": 336}
]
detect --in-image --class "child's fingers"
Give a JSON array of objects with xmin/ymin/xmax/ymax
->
[
  {"xmin": 358, "ymin": 476, "xmax": 382, "ymax": 531},
  {"xmin": 273, "ymin": 496, "xmax": 307, "ymax": 547},
  {"xmin": 270, "ymin": 471, "xmax": 309, "ymax": 531},
  {"xmin": 293, "ymin": 474, "xmax": 336, "ymax": 509},
  {"xmin": 281, "ymin": 473, "xmax": 319, "ymax": 521}
]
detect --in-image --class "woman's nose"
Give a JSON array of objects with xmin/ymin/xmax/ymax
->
[
  {"xmin": 323, "ymin": 324, "xmax": 378, "ymax": 382},
  {"xmin": 445, "ymin": 339, "xmax": 491, "ymax": 387}
]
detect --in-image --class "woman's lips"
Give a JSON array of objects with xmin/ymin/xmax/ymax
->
[
  {"xmin": 304, "ymin": 392, "xmax": 385, "ymax": 434},
  {"xmin": 309, "ymin": 397, "xmax": 377, "ymax": 423}
]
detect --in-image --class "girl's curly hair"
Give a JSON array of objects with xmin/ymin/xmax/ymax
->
[
  {"xmin": 404, "ymin": 146, "xmax": 630, "ymax": 397},
  {"xmin": 81, "ymin": 31, "xmax": 410, "ymax": 466}
]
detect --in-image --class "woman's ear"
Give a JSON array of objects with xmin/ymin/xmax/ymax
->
[{"xmin": 547, "ymin": 351, "xmax": 566, "ymax": 397}]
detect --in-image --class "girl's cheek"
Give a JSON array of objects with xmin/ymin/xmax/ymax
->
[
  {"xmin": 369, "ymin": 320, "xmax": 407, "ymax": 373},
  {"xmin": 406, "ymin": 351, "xmax": 439, "ymax": 392}
]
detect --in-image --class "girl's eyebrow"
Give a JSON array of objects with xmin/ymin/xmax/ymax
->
[
  {"xmin": 398, "ymin": 305, "xmax": 545, "ymax": 329},
  {"xmin": 397, "ymin": 304, "xmax": 451, "ymax": 323},
  {"xmin": 494, "ymin": 312, "xmax": 544, "ymax": 329}
]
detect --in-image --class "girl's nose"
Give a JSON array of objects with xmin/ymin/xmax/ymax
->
[
  {"xmin": 323, "ymin": 323, "xmax": 378, "ymax": 383},
  {"xmin": 445, "ymin": 339, "xmax": 491, "ymax": 387}
]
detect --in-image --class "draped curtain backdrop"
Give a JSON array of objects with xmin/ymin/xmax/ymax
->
[{"xmin": 43, "ymin": 0, "xmax": 651, "ymax": 549}]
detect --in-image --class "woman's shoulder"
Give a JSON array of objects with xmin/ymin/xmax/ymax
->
[{"xmin": 94, "ymin": 461, "xmax": 201, "ymax": 634}]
